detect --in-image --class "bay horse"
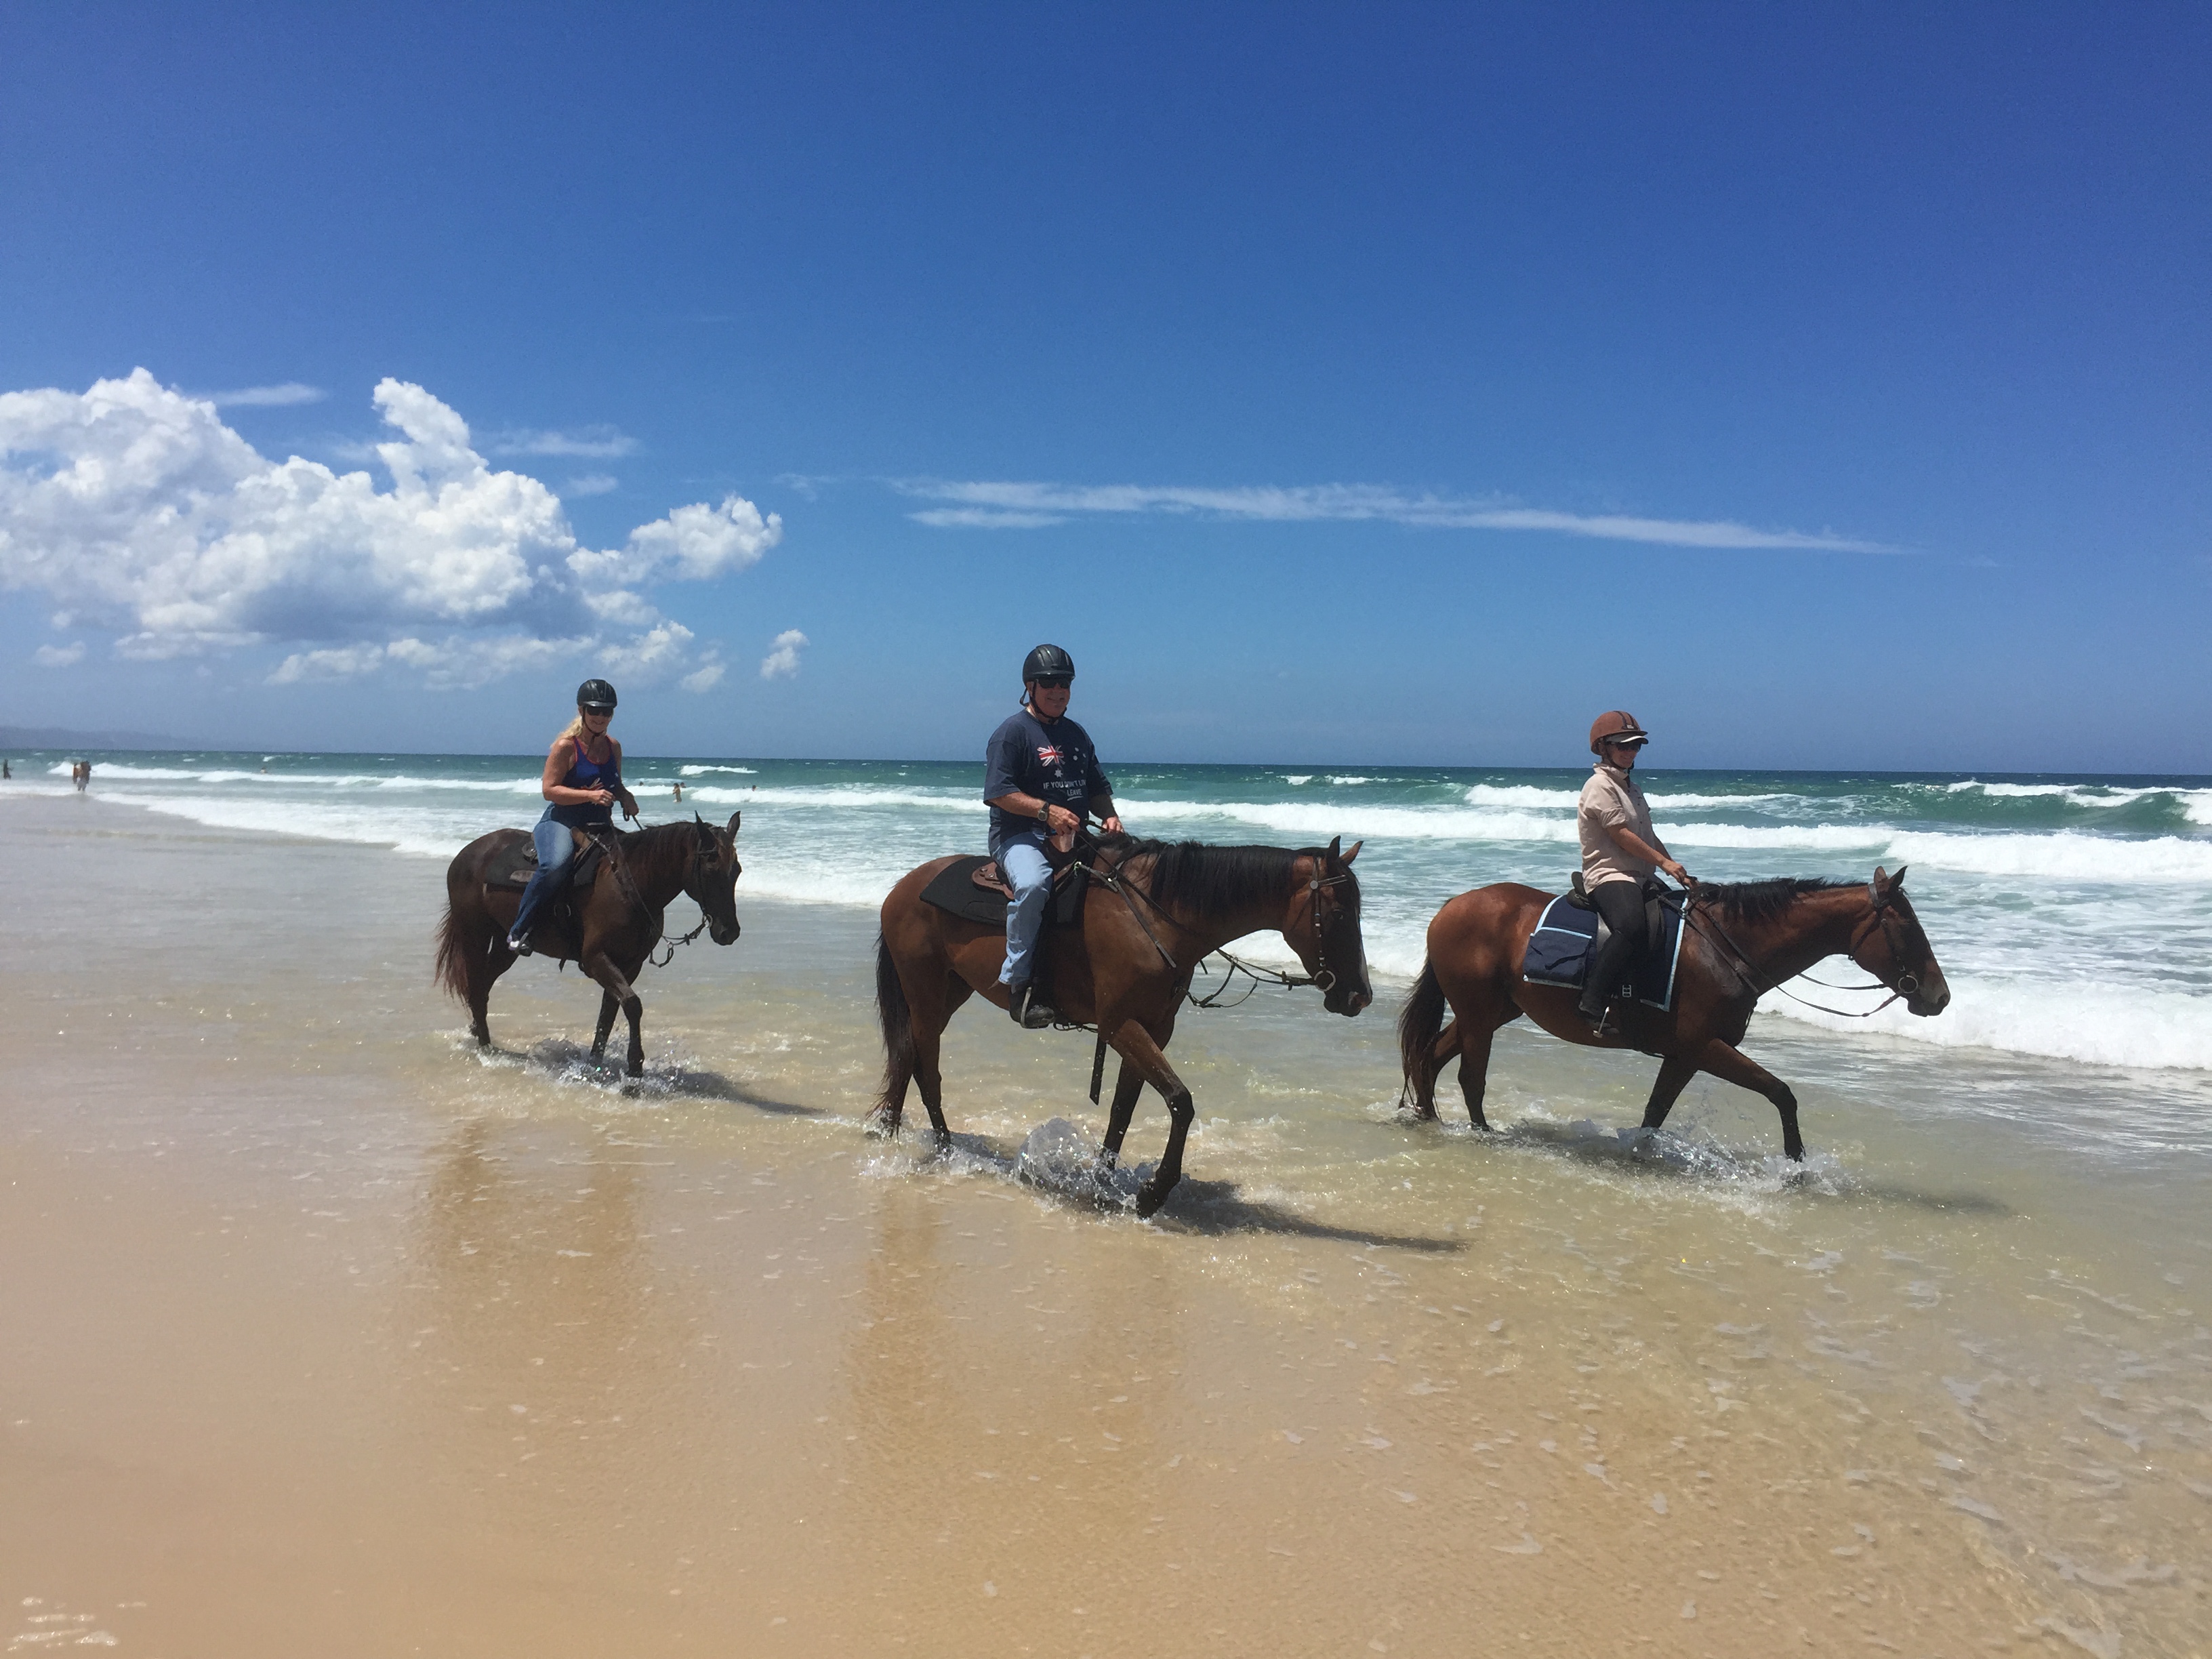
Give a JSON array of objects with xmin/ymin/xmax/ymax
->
[
  {"xmin": 874, "ymin": 835, "xmax": 1372, "ymax": 1216},
  {"xmin": 1397, "ymin": 867, "xmax": 1948, "ymax": 1160},
  {"xmin": 434, "ymin": 814, "xmax": 743, "ymax": 1076}
]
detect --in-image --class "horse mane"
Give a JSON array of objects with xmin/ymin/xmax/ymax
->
[
  {"xmin": 1113, "ymin": 836, "xmax": 1311, "ymax": 919},
  {"xmin": 1690, "ymin": 876, "xmax": 1860, "ymax": 922}
]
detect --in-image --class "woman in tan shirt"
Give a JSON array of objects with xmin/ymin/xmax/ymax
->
[{"xmin": 1575, "ymin": 710, "xmax": 1692, "ymax": 1031}]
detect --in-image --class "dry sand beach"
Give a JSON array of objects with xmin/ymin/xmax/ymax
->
[{"xmin": 4, "ymin": 794, "xmax": 2210, "ymax": 1657}]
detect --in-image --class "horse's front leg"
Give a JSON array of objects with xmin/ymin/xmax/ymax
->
[
  {"xmin": 590, "ymin": 988, "xmax": 619, "ymax": 1061},
  {"xmin": 583, "ymin": 950, "xmax": 646, "ymax": 1076},
  {"xmin": 1638, "ymin": 1053, "xmax": 1699, "ymax": 1134},
  {"xmin": 1099, "ymin": 1054, "xmax": 1145, "ymax": 1166},
  {"xmin": 1695, "ymin": 1039, "xmax": 1803, "ymax": 1160},
  {"xmin": 1108, "ymin": 1021, "xmax": 1194, "ymax": 1218}
]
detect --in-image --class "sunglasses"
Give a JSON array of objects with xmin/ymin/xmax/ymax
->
[{"xmin": 1032, "ymin": 677, "xmax": 1073, "ymax": 691}]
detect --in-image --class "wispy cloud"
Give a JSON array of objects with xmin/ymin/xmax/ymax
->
[
  {"xmin": 566, "ymin": 473, "xmax": 620, "ymax": 496},
  {"xmin": 899, "ymin": 480, "xmax": 1896, "ymax": 554},
  {"xmin": 33, "ymin": 641, "xmax": 85, "ymax": 668},
  {"xmin": 485, "ymin": 425, "xmax": 639, "ymax": 459},
  {"xmin": 909, "ymin": 506, "xmax": 1066, "ymax": 529},
  {"xmin": 207, "ymin": 382, "xmax": 326, "ymax": 408}
]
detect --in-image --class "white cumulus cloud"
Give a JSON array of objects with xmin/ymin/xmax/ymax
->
[
  {"xmin": 0, "ymin": 369, "xmax": 781, "ymax": 688},
  {"xmin": 33, "ymin": 640, "xmax": 85, "ymax": 667},
  {"xmin": 760, "ymin": 628, "xmax": 808, "ymax": 680}
]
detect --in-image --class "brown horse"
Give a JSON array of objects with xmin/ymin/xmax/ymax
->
[
  {"xmin": 874, "ymin": 836, "xmax": 1372, "ymax": 1216},
  {"xmin": 434, "ymin": 814, "xmax": 743, "ymax": 1075},
  {"xmin": 1397, "ymin": 867, "xmax": 1949, "ymax": 1159}
]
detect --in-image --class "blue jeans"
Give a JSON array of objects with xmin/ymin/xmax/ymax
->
[
  {"xmin": 510, "ymin": 809, "xmax": 580, "ymax": 943},
  {"xmin": 991, "ymin": 832, "xmax": 1054, "ymax": 989}
]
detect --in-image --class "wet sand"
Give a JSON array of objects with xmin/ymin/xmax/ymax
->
[{"xmin": 3, "ymin": 796, "xmax": 2207, "ymax": 1656}]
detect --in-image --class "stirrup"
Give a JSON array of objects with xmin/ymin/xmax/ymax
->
[{"xmin": 1009, "ymin": 985, "xmax": 1057, "ymax": 1029}]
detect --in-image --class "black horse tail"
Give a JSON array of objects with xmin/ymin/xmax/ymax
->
[
  {"xmin": 874, "ymin": 932, "xmax": 916, "ymax": 1101},
  {"xmin": 1396, "ymin": 957, "xmax": 1448, "ymax": 1103},
  {"xmin": 433, "ymin": 903, "xmax": 472, "ymax": 1005}
]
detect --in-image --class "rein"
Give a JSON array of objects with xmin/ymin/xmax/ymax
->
[
  {"xmin": 586, "ymin": 822, "xmax": 722, "ymax": 967},
  {"xmin": 1682, "ymin": 881, "xmax": 1919, "ymax": 1019}
]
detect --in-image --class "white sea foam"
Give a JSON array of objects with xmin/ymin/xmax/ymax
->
[
  {"xmin": 1763, "ymin": 977, "xmax": 2212, "ymax": 1073},
  {"xmin": 679, "ymin": 764, "xmax": 758, "ymax": 776}
]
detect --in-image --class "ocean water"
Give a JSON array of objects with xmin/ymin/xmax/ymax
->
[{"xmin": 13, "ymin": 749, "xmax": 2212, "ymax": 1084}]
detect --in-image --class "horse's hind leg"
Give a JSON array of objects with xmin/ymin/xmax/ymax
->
[
  {"xmin": 911, "ymin": 975, "xmax": 971, "ymax": 1149},
  {"xmin": 1638, "ymin": 1054, "xmax": 1699, "ymax": 1135},
  {"xmin": 1403, "ymin": 1018, "xmax": 1457, "ymax": 1122},
  {"xmin": 1454, "ymin": 1019, "xmax": 1497, "ymax": 1130},
  {"xmin": 1695, "ymin": 1039, "xmax": 1803, "ymax": 1160}
]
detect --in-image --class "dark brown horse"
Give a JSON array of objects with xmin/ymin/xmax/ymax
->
[
  {"xmin": 874, "ymin": 836, "xmax": 1372, "ymax": 1216},
  {"xmin": 435, "ymin": 814, "xmax": 743, "ymax": 1075},
  {"xmin": 1397, "ymin": 867, "xmax": 1948, "ymax": 1159}
]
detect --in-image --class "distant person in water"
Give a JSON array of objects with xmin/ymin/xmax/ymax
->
[
  {"xmin": 2, "ymin": 758, "xmax": 11, "ymax": 780},
  {"xmin": 673, "ymin": 780, "xmax": 684, "ymax": 802},
  {"xmin": 507, "ymin": 679, "xmax": 638, "ymax": 956},
  {"xmin": 1576, "ymin": 710, "xmax": 1693, "ymax": 1033},
  {"xmin": 983, "ymin": 643, "xmax": 1122, "ymax": 1029}
]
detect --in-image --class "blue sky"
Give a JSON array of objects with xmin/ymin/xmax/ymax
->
[{"xmin": 2, "ymin": 3, "xmax": 2207, "ymax": 771}]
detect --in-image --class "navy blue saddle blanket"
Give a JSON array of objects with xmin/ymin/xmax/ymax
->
[{"xmin": 1521, "ymin": 891, "xmax": 1687, "ymax": 1011}]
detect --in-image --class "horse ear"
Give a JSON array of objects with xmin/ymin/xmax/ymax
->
[
  {"xmin": 1874, "ymin": 865, "xmax": 1891, "ymax": 891},
  {"xmin": 1326, "ymin": 835, "xmax": 1342, "ymax": 861},
  {"xmin": 1340, "ymin": 839, "xmax": 1362, "ymax": 866},
  {"xmin": 1887, "ymin": 865, "xmax": 1907, "ymax": 890},
  {"xmin": 726, "ymin": 811, "xmax": 742, "ymax": 838}
]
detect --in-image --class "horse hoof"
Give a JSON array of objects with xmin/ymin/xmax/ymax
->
[
  {"xmin": 864, "ymin": 1109, "xmax": 899, "ymax": 1140},
  {"xmin": 1133, "ymin": 1182, "xmax": 1172, "ymax": 1219},
  {"xmin": 931, "ymin": 1129, "xmax": 953, "ymax": 1157}
]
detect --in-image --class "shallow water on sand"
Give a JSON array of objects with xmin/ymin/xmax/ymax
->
[{"xmin": 2, "ymin": 799, "xmax": 2208, "ymax": 1657}]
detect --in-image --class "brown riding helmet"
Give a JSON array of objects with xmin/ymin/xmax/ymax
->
[{"xmin": 1589, "ymin": 710, "xmax": 1650, "ymax": 756}]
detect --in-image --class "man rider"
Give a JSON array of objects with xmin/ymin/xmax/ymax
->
[
  {"xmin": 1576, "ymin": 710, "xmax": 1694, "ymax": 1033},
  {"xmin": 984, "ymin": 644, "xmax": 1124, "ymax": 1028}
]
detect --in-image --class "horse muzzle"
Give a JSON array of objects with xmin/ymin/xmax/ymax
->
[
  {"xmin": 710, "ymin": 917, "xmax": 741, "ymax": 946},
  {"xmin": 1902, "ymin": 967, "xmax": 1949, "ymax": 1017}
]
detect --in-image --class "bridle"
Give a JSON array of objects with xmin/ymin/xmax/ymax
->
[
  {"xmin": 589, "ymin": 819, "xmax": 737, "ymax": 967},
  {"xmin": 1685, "ymin": 880, "xmax": 1925, "ymax": 1018}
]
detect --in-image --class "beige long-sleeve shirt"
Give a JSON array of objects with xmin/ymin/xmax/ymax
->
[{"xmin": 1578, "ymin": 762, "xmax": 1659, "ymax": 888}]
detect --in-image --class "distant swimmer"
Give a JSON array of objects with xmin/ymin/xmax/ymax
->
[
  {"xmin": 673, "ymin": 780, "xmax": 684, "ymax": 802},
  {"xmin": 1576, "ymin": 711, "xmax": 1693, "ymax": 1033},
  {"xmin": 508, "ymin": 678, "xmax": 639, "ymax": 956},
  {"xmin": 983, "ymin": 643, "xmax": 1123, "ymax": 1028},
  {"xmin": 2, "ymin": 758, "xmax": 10, "ymax": 779}
]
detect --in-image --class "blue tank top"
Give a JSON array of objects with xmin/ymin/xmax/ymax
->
[{"xmin": 550, "ymin": 735, "xmax": 620, "ymax": 827}]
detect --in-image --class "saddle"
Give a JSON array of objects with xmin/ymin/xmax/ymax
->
[
  {"xmin": 1525, "ymin": 874, "xmax": 1688, "ymax": 1012},
  {"xmin": 485, "ymin": 826, "xmax": 615, "ymax": 894}
]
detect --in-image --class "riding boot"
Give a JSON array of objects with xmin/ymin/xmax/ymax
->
[{"xmin": 1008, "ymin": 983, "xmax": 1057, "ymax": 1029}]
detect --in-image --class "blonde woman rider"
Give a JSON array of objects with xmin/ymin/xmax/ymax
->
[
  {"xmin": 508, "ymin": 678, "xmax": 640, "ymax": 954},
  {"xmin": 1576, "ymin": 710, "xmax": 1694, "ymax": 1032}
]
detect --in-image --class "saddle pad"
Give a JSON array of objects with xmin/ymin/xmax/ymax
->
[
  {"xmin": 485, "ymin": 830, "xmax": 610, "ymax": 891},
  {"xmin": 918, "ymin": 856, "xmax": 1089, "ymax": 930},
  {"xmin": 1521, "ymin": 890, "xmax": 1687, "ymax": 1011},
  {"xmin": 921, "ymin": 856, "xmax": 1011, "ymax": 927}
]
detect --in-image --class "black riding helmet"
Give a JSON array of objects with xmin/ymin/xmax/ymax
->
[
  {"xmin": 576, "ymin": 678, "xmax": 618, "ymax": 711},
  {"xmin": 1021, "ymin": 643, "xmax": 1074, "ymax": 687}
]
